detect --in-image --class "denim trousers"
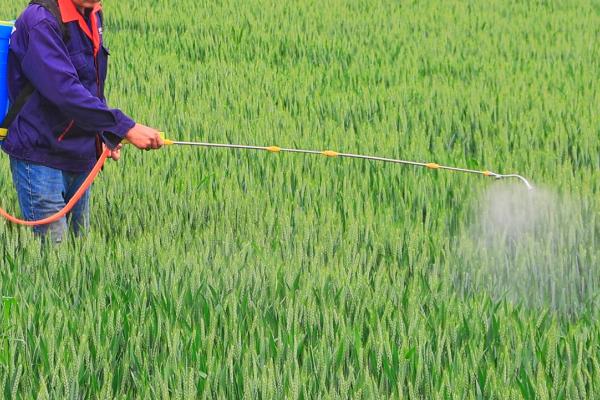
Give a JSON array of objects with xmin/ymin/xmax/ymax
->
[{"xmin": 9, "ymin": 157, "xmax": 91, "ymax": 242}]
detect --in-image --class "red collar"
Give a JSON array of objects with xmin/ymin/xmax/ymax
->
[{"xmin": 57, "ymin": 0, "xmax": 102, "ymax": 56}]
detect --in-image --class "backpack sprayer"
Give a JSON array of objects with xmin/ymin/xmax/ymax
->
[
  {"xmin": 0, "ymin": 21, "xmax": 12, "ymax": 121},
  {"xmin": 0, "ymin": 19, "xmax": 533, "ymax": 227}
]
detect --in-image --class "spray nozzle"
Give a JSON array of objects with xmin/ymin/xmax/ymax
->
[{"xmin": 492, "ymin": 174, "xmax": 534, "ymax": 191}]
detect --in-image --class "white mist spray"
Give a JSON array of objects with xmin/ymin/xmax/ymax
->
[{"xmin": 455, "ymin": 182, "xmax": 597, "ymax": 315}]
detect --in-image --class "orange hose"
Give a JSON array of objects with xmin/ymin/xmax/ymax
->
[{"xmin": 0, "ymin": 148, "xmax": 110, "ymax": 226}]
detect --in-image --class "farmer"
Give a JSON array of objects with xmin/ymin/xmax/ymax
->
[{"xmin": 1, "ymin": 0, "xmax": 163, "ymax": 242}]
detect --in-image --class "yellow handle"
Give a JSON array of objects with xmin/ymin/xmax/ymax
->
[
  {"xmin": 0, "ymin": 128, "xmax": 7, "ymax": 141},
  {"xmin": 122, "ymin": 132, "xmax": 174, "ymax": 146},
  {"xmin": 162, "ymin": 134, "xmax": 175, "ymax": 146}
]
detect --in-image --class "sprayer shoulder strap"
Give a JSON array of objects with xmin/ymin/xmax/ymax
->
[
  {"xmin": 0, "ymin": 0, "xmax": 68, "ymax": 130},
  {"xmin": 0, "ymin": 86, "xmax": 34, "ymax": 130},
  {"xmin": 31, "ymin": 0, "xmax": 70, "ymax": 41}
]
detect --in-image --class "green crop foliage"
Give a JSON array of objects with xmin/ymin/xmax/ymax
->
[{"xmin": 1, "ymin": 0, "xmax": 599, "ymax": 398}]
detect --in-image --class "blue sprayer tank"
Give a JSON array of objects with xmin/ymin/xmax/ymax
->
[{"xmin": 0, "ymin": 21, "xmax": 14, "ymax": 123}]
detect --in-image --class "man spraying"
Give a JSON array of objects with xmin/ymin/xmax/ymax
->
[{"xmin": 1, "ymin": 0, "xmax": 163, "ymax": 242}]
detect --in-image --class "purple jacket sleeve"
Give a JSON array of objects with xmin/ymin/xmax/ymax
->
[{"xmin": 20, "ymin": 18, "xmax": 135, "ymax": 147}]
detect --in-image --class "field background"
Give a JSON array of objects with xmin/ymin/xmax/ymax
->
[{"xmin": 1, "ymin": 0, "xmax": 599, "ymax": 398}]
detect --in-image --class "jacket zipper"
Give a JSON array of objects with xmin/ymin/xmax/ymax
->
[{"xmin": 57, "ymin": 120, "xmax": 75, "ymax": 142}]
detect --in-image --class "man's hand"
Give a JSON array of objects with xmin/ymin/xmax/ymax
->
[
  {"xmin": 109, "ymin": 144, "xmax": 123, "ymax": 161},
  {"xmin": 125, "ymin": 123, "xmax": 164, "ymax": 150}
]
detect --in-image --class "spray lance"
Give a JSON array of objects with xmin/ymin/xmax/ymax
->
[{"xmin": 158, "ymin": 138, "xmax": 534, "ymax": 190}]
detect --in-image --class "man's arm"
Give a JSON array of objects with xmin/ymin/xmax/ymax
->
[{"xmin": 20, "ymin": 18, "xmax": 135, "ymax": 147}]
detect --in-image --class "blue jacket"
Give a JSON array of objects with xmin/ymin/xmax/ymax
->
[{"xmin": 1, "ymin": 1, "xmax": 135, "ymax": 172}]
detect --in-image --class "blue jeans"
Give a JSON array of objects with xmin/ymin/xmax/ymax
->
[{"xmin": 9, "ymin": 157, "xmax": 91, "ymax": 242}]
